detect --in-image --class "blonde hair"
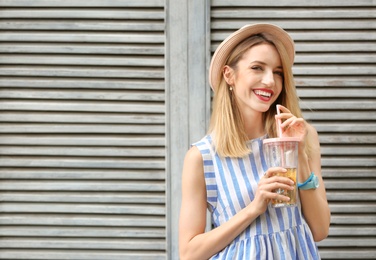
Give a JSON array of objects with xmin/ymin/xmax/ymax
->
[{"xmin": 209, "ymin": 33, "xmax": 308, "ymax": 158}]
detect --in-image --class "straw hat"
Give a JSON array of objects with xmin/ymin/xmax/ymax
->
[{"xmin": 209, "ymin": 23, "xmax": 295, "ymax": 91}]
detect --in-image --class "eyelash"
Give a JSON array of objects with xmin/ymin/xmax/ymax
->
[{"xmin": 251, "ymin": 66, "xmax": 284, "ymax": 77}]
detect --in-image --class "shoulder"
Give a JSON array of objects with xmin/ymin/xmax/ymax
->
[
  {"xmin": 182, "ymin": 146, "xmax": 205, "ymax": 191},
  {"xmin": 184, "ymin": 145, "xmax": 203, "ymax": 164}
]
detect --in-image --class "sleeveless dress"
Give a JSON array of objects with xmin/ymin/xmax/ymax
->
[{"xmin": 192, "ymin": 134, "xmax": 321, "ymax": 260}]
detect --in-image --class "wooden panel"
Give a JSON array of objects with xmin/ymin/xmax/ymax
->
[
  {"xmin": 0, "ymin": 1, "xmax": 167, "ymax": 259},
  {"xmin": 211, "ymin": 0, "xmax": 376, "ymax": 259}
]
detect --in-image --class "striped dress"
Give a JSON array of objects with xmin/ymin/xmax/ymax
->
[{"xmin": 193, "ymin": 134, "xmax": 320, "ymax": 260}]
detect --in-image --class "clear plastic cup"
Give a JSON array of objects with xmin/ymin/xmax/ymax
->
[{"xmin": 263, "ymin": 137, "xmax": 300, "ymax": 207}]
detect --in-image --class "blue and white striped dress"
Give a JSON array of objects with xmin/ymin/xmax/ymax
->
[{"xmin": 193, "ymin": 134, "xmax": 320, "ymax": 260}]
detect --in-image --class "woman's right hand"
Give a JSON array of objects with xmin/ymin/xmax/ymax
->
[{"xmin": 251, "ymin": 167, "xmax": 295, "ymax": 214}]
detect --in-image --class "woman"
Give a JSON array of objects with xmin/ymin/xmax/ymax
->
[{"xmin": 179, "ymin": 23, "xmax": 330, "ymax": 259}]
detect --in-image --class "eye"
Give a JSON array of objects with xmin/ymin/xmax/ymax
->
[
  {"xmin": 274, "ymin": 70, "xmax": 284, "ymax": 77},
  {"xmin": 251, "ymin": 65, "xmax": 263, "ymax": 71}
]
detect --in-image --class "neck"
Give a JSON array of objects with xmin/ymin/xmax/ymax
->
[{"xmin": 243, "ymin": 111, "xmax": 265, "ymax": 140}]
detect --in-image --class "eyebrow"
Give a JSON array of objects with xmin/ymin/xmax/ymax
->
[{"xmin": 250, "ymin": 60, "xmax": 283, "ymax": 69}]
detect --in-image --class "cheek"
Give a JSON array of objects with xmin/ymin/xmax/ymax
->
[{"xmin": 275, "ymin": 79, "xmax": 284, "ymax": 94}]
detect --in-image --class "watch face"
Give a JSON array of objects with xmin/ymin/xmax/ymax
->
[{"xmin": 313, "ymin": 175, "xmax": 319, "ymax": 188}]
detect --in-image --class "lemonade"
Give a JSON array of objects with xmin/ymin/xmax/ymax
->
[{"xmin": 271, "ymin": 168, "xmax": 297, "ymax": 207}]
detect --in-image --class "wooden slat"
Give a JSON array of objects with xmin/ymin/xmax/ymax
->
[
  {"xmin": 0, "ymin": 180, "xmax": 165, "ymax": 191},
  {"xmin": 0, "ymin": 226, "xmax": 165, "ymax": 237},
  {"xmin": 299, "ymin": 89, "xmax": 376, "ymax": 98},
  {"xmin": 304, "ymin": 111, "xmax": 376, "ymax": 120},
  {"xmin": 321, "ymin": 157, "xmax": 375, "ymax": 167},
  {"xmin": 0, "ymin": 146, "xmax": 165, "ymax": 157},
  {"xmin": 212, "ymin": 0, "xmax": 376, "ymax": 7},
  {"xmin": 327, "ymin": 192, "xmax": 376, "ymax": 201},
  {"xmin": 313, "ymin": 123, "xmax": 376, "ymax": 132},
  {"xmin": 323, "ymin": 168, "xmax": 375, "ymax": 178},
  {"xmin": 0, "ymin": 192, "xmax": 165, "ymax": 203},
  {"xmin": 0, "ymin": 0, "xmax": 165, "ymax": 7},
  {"xmin": 0, "ymin": 10, "xmax": 164, "ymax": 19},
  {"xmin": 319, "ymin": 134, "xmax": 376, "ymax": 144},
  {"xmin": 211, "ymin": 20, "xmax": 376, "ymax": 30},
  {"xmin": 0, "ymin": 78, "xmax": 165, "ymax": 89},
  {"xmin": 318, "ymin": 238, "xmax": 376, "ymax": 247},
  {"xmin": 293, "ymin": 65, "xmax": 375, "ymax": 75},
  {"xmin": 0, "ymin": 21, "xmax": 165, "ymax": 31},
  {"xmin": 319, "ymin": 250, "xmax": 376, "ymax": 260},
  {"xmin": 0, "ymin": 66, "xmax": 164, "ymax": 79},
  {"xmin": 0, "ymin": 168, "xmax": 165, "ymax": 179},
  {"xmin": 0, "ymin": 100, "xmax": 164, "ymax": 114},
  {"xmin": 324, "ymin": 180, "xmax": 376, "ymax": 190},
  {"xmin": 301, "ymin": 100, "xmax": 375, "ymax": 110},
  {"xmin": 212, "ymin": 8, "xmax": 375, "ymax": 18},
  {"xmin": 329, "ymin": 203, "xmax": 376, "ymax": 213},
  {"xmin": 330, "ymin": 215, "xmax": 376, "ymax": 224},
  {"xmin": 0, "ymin": 135, "xmax": 165, "ymax": 146},
  {"xmin": 0, "ymin": 32, "xmax": 164, "ymax": 43},
  {"xmin": 0, "ymin": 89, "xmax": 165, "ymax": 101},
  {"xmin": 0, "ymin": 113, "xmax": 165, "ymax": 124},
  {"xmin": 0, "ymin": 157, "xmax": 165, "ymax": 169},
  {"xmin": 0, "ymin": 214, "xmax": 165, "ymax": 226},
  {"xmin": 0, "ymin": 238, "xmax": 166, "ymax": 250},
  {"xmin": 213, "ymin": 32, "xmax": 376, "ymax": 42},
  {"xmin": 0, "ymin": 54, "xmax": 164, "ymax": 66},
  {"xmin": 295, "ymin": 76, "xmax": 376, "ymax": 87},
  {"xmin": 0, "ymin": 101, "xmax": 165, "ymax": 113},
  {"xmin": 296, "ymin": 42, "xmax": 376, "ymax": 52},
  {"xmin": 0, "ymin": 124, "xmax": 165, "ymax": 134},
  {"xmin": 0, "ymin": 135, "xmax": 164, "ymax": 146},
  {"xmin": 295, "ymin": 54, "xmax": 376, "ymax": 64},
  {"xmin": 0, "ymin": 203, "xmax": 166, "ymax": 215},
  {"xmin": 0, "ymin": 250, "xmax": 166, "ymax": 260},
  {"xmin": 321, "ymin": 146, "xmax": 376, "ymax": 155},
  {"xmin": 329, "ymin": 226, "xmax": 376, "ymax": 236},
  {"xmin": 0, "ymin": 43, "xmax": 165, "ymax": 55}
]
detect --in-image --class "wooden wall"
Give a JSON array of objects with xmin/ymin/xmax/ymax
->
[
  {"xmin": 0, "ymin": 0, "xmax": 167, "ymax": 259},
  {"xmin": 0, "ymin": 0, "xmax": 375, "ymax": 259}
]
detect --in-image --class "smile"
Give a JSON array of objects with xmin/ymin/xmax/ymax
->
[{"xmin": 254, "ymin": 89, "xmax": 272, "ymax": 98}]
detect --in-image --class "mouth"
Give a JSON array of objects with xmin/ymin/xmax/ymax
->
[{"xmin": 253, "ymin": 89, "xmax": 273, "ymax": 101}]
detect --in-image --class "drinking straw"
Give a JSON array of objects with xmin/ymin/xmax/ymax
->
[
  {"xmin": 276, "ymin": 104, "xmax": 285, "ymax": 167},
  {"xmin": 276, "ymin": 104, "xmax": 283, "ymax": 138}
]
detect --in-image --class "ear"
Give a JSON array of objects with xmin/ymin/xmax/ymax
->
[{"xmin": 223, "ymin": 65, "xmax": 235, "ymax": 86}]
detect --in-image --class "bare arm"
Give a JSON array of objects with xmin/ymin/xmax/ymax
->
[
  {"xmin": 298, "ymin": 124, "xmax": 331, "ymax": 241},
  {"xmin": 179, "ymin": 146, "xmax": 295, "ymax": 259}
]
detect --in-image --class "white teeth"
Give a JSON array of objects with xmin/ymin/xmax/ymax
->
[{"xmin": 254, "ymin": 90, "xmax": 271, "ymax": 97}]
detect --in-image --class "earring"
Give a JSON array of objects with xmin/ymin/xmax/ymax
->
[{"xmin": 229, "ymin": 86, "xmax": 233, "ymax": 91}]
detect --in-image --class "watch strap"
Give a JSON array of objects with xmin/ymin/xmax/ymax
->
[{"xmin": 298, "ymin": 172, "xmax": 318, "ymax": 190}]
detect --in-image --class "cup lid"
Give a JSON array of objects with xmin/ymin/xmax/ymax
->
[{"xmin": 263, "ymin": 137, "xmax": 301, "ymax": 144}]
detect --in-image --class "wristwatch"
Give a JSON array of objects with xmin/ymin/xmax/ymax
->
[{"xmin": 298, "ymin": 172, "xmax": 319, "ymax": 190}]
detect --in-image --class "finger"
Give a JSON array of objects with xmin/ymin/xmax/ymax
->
[
  {"xmin": 276, "ymin": 105, "xmax": 290, "ymax": 113},
  {"xmin": 264, "ymin": 167, "xmax": 287, "ymax": 178},
  {"xmin": 267, "ymin": 176, "xmax": 295, "ymax": 186},
  {"xmin": 270, "ymin": 193, "xmax": 292, "ymax": 202}
]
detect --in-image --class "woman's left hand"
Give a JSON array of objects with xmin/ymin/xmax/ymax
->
[{"xmin": 275, "ymin": 105, "xmax": 308, "ymax": 142}]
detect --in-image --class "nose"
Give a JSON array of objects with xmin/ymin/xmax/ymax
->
[{"xmin": 261, "ymin": 70, "xmax": 275, "ymax": 87}]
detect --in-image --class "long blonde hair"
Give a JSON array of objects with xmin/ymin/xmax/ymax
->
[{"xmin": 209, "ymin": 33, "xmax": 305, "ymax": 158}]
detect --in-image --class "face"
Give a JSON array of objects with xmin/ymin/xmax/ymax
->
[{"xmin": 223, "ymin": 43, "xmax": 283, "ymax": 115}]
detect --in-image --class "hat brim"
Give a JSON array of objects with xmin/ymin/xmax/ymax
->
[{"xmin": 209, "ymin": 23, "xmax": 295, "ymax": 91}]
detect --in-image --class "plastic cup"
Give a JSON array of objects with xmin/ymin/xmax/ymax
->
[{"xmin": 263, "ymin": 137, "xmax": 300, "ymax": 207}]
